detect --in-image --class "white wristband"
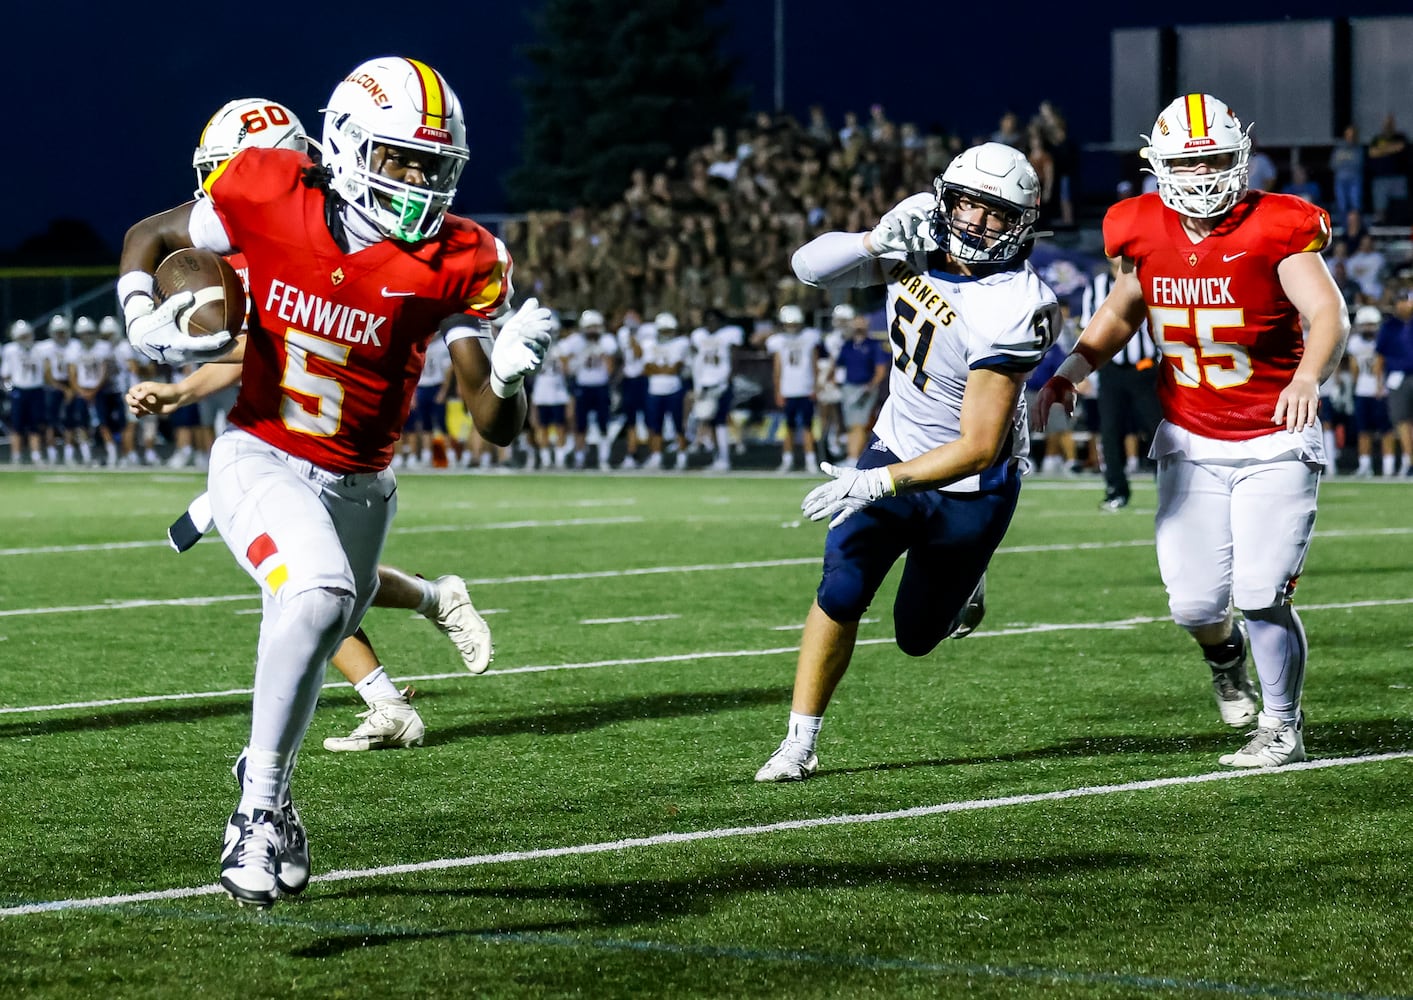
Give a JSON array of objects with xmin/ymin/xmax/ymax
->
[
  {"xmin": 1054, "ymin": 352, "xmax": 1095, "ymax": 385},
  {"xmin": 490, "ymin": 372, "xmax": 522, "ymax": 399},
  {"xmin": 117, "ymin": 270, "xmax": 155, "ymax": 309}
]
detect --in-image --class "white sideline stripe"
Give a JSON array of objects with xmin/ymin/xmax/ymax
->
[
  {"xmin": 4, "ymin": 750, "xmax": 1409, "ymax": 919},
  {"xmin": 7, "ymin": 523, "xmax": 1410, "ymax": 559},
  {"xmin": 579, "ymin": 614, "xmax": 681, "ymax": 625},
  {"xmin": 5, "ymin": 596, "xmax": 1411, "ymax": 717}
]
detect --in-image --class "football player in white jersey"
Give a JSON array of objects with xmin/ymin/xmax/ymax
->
[
  {"xmin": 615, "ymin": 310, "xmax": 652, "ymax": 467},
  {"xmin": 642, "ymin": 312, "xmax": 692, "ymax": 469},
  {"xmin": 399, "ymin": 334, "xmax": 453, "ymax": 468},
  {"xmin": 1347, "ymin": 306, "xmax": 1395, "ymax": 477},
  {"xmin": 764, "ymin": 305, "xmax": 824, "ymax": 472},
  {"xmin": 2, "ymin": 320, "xmax": 47, "ymax": 464},
  {"xmin": 689, "ymin": 311, "xmax": 744, "ymax": 470},
  {"xmin": 560, "ymin": 309, "xmax": 619, "ymax": 469},
  {"xmin": 66, "ymin": 316, "xmax": 117, "ymax": 465},
  {"xmin": 38, "ymin": 315, "xmax": 74, "ymax": 464},
  {"xmin": 757, "ymin": 142, "xmax": 1060, "ymax": 782},
  {"xmin": 529, "ymin": 320, "xmax": 574, "ymax": 468}
]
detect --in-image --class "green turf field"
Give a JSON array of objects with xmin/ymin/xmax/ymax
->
[{"xmin": 1, "ymin": 469, "xmax": 1410, "ymax": 999}]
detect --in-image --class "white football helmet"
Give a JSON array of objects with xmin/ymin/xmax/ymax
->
[
  {"xmin": 321, "ymin": 56, "xmax": 469, "ymax": 242},
  {"xmin": 1354, "ymin": 306, "xmax": 1383, "ymax": 329},
  {"xmin": 1142, "ymin": 94, "xmax": 1252, "ymax": 218},
  {"xmin": 579, "ymin": 309, "xmax": 605, "ymax": 330},
  {"xmin": 932, "ymin": 142, "xmax": 1040, "ymax": 264},
  {"xmin": 193, "ymin": 98, "xmax": 307, "ymax": 194},
  {"xmin": 831, "ymin": 303, "xmax": 856, "ymax": 324},
  {"xmin": 73, "ymin": 316, "xmax": 97, "ymax": 340},
  {"xmin": 654, "ymin": 312, "xmax": 679, "ymax": 331},
  {"xmin": 98, "ymin": 315, "xmax": 121, "ymax": 338},
  {"xmin": 778, "ymin": 304, "xmax": 805, "ymax": 326},
  {"xmin": 47, "ymin": 315, "xmax": 70, "ymax": 339},
  {"xmin": 9, "ymin": 319, "xmax": 33, "ymax": 343}
]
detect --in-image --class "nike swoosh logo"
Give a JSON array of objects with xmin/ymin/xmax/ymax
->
[
  {"xmin": 1222, "ymin": 252, "xmax": 1248, "ymax": 262},
  {"xmin": 380, "ymin": 288, "xmax": 415, "ymax": 297}
]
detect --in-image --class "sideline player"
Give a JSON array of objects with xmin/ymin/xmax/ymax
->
[
  {"xmin": 1036, "ymin": 94, "xmax": 1348, "ymax": 767},
  {"xmin": 119, "ymin": 57, "xmax": 553, "ymax": 907},
  {"xmin": 2, "ymin": 320, "xmax": 47, "ymax": 464},
  {"xmin": 756, "ymin": 142, "xmax": 1059, "ymax": 781},
  {"xmin": 168, "ymin": 98, "xmax": 492, "ymax": 751}
]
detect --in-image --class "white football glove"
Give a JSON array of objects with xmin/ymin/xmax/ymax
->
[
  {"xmin": 868, "ymin": 201, "xmax": 939, "ymax": 255},
  {"xmin": 490, "ymin": 296, "xmax": 555, "ymax": 398},
  {"xmin": 801, "ymin": 462, "xmax": 896, "ymax": 528},
  {"xmin": 125, "ymin": 292, "xmax": 234, "ymax": 366}
]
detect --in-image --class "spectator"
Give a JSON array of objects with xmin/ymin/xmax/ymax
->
[
  {"xmin": 1281, "ymin": 163, "xmax": 1322, "ymax": 205},
  {"xmin": 1375, "ymin": 292, "xmax": 1413, "ymax": 476},
  {"xmin": 1247, "ymin": 140, "xmax": 1278, "ymax": 192},
  {"xmin": 1330, "ymin": 124, "xmax": 1365, "ymax": 219},
  {"xmin": 1367, "ymin": 114, "xmax": 1411, "ymax": 223},
  {"xmin": 991, "ymin": 110, "xmax": 1023, "ymax": 147},
  {"xmin": 1345, "ymin": 233, "xmax": 1387, "ymax": 302}
]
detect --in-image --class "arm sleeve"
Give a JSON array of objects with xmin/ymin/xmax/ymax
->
[
  {"xmin": 441, "ymin": 313, "xmax": 493, "ymax": 349},
  {"xmin": 188, "ymin": 197, "xmax": 235, "ymax": 255},
  {"xmin": 791, "ymin": 232, "xmax": 888, "ymax": 289}
]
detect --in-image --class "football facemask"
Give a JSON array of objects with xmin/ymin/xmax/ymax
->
[
  {"xmin": 932, "ymin": 142, "xmax": 1040, "ymax": 264},
  {"xmin": 1142, "ymin": 93, "xmax": 1251, "ymax": 218},
  {"xmin": 321, "ymin": 56, "xmax": 469, "ymax": 243}
]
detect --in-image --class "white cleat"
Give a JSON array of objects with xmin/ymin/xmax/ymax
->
[
  {"xmin": 219, "ymin": 809, "xmax": 283, "ymax": 908},
  {"xmin": 425, "ymin": 574, "xmax": 493, "ymax": 673},
  {"xmin": 754, "ymin": 739, "xmax": 819, "ymax": 782},
  {"xmin": 323, "ymin": 698, "xmax": 426, "ymax": 752},
  {"xmin": 1208, "ymin": 621, "xmax": 1258, "ymax": 728},
  {"xmin": 1219, "ymin": 712, "xmax": 1306, "ymax": 768}
]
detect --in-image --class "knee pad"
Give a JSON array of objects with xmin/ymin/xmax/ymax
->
[
  {"xmin": 1232, "ymin": 578, "xmax": 1296, "ymax": 615},
  {"xmin": 816, "ymin": 565, "xmax": 868, "ymax": 625},
  {"xmin": 1168, "ymin": 597, "xmax": 1230, "ymax": 631},
  {"xmin": 1240, "ymin": 600, "xmax": 1294, "ymax": 626},
  {"xmin": 280, "ymin": 585, "xmax": 356, "ymax": 640}
]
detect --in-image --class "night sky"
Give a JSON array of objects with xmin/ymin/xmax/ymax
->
[{"xmin": 6, "ymin": 0, "xmax": 1411, "ymax": 256}]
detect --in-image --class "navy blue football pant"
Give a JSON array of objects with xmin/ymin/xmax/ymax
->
[{"xmin": 817, "ymin": 440, "xmax": 1021, "ymax": 656}]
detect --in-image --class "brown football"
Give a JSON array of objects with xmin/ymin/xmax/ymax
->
[{"xmin": 154, "ymin": 248, "xmax": 246, "ymax": 336}]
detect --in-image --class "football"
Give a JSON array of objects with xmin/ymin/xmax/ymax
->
[{"xmin": 154, "ymin": 248, "xmax": 246, "ymax": 337}]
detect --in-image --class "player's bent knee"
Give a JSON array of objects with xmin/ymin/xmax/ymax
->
[
  {"xmin": 1232, "ymin": 584, "xmax": 1293, "ymax": 615},
  {"xmin": 816, "ymin": 572, "xmax": 869, "ymax": 624},
  {"xmin": 1168, "ymin": 598, "xmax": 1229, "ymax": 630},
  {"xmin": 893, "ymin": 624, "xmax": 945, "ymax": 658},
  {"xmin": 280, "ymin": 585, "xmax": 357, "ymax": 639}
]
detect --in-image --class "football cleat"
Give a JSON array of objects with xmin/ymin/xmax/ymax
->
[
  {"xmin": 425, "ymin": 575, "xmax": 493, "ymax": 673},
  {"xmin": 1219, "ymin": 712, "xmax": 1306, "ymax": 768},
  {"xmin": 220, "ymin": 809, "xmax": 283, "ymax": 908},
  {"xmin": 231, "ymin": 751, "xmax": 309, "ymax": 895},
  {"xmin": 754, "ymin": 739, "xmax": 819, "ymax": 782},
  {"xmin": 322, "ymin": 698, "xmax": 426, "ymax": 752},
  {"xmin": 1207, "ymin": 620, "xmax": 1259, "ymax": 728},
  {"xmin": 951, "ymin": 574, "xmax": 987, "ymax": 639}
]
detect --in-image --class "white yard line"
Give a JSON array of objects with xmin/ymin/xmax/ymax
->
[
  {"xmin": 579, "ymin": 614, "xmax": 682, "ymax": 625},
  {"xmin": 4, "ymin": 597, "xmax": 1410, "ymax": 717},
  {"xmin": 3, "ymin": 750, "xmax": 1408, "ymax": 918}
]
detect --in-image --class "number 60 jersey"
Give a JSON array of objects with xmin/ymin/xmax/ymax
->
[{"xmin": 1104, "ymin": 191, "xmax": 1330, "ymax": 441}]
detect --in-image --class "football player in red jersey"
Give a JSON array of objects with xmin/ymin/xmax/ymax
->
[
  {"xmin": 1037, "ymin": 94, "xmax": 1349, "ymax": 769},
  {"xmin": 118, "ymin": 58, "xmax": 554, "ymax": 908},
  {"xmin": 161, "ymin": 98, "xmax": 497, "ymax": 754}
]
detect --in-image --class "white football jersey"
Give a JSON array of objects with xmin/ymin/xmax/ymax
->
[
  {"xmin": 36, "ymin": 339, "xmax": 71, "ymax": 385},
  {"xmin": 111, "ymin": 340, "xmax": 143, "ymax": 394},
  {"xmin": 67, "ymin": 339, "xmax": 113, "ymax": 391},
  {"xmin": 872, "ymin": 256, "xmax": 1058, "ymax": 490},
  {"xmin": 419, "ymin": 335, "xmax": 452, "ymax": 388},
  {"xmin": 530, "ymin": 340, "xmax": 572, "ymax": 406},
  {"xmin": 766, "ymin": 328, "xmax": 822, "ymax": 398},
  {"xmin": 1, "ymin": 341, "xmax": 45, "ymax": 389},
  {"xmin": 690, "ymin": 325, "xmax": 743, "ymax": 388},
  {"xmin": 618, "ymin": 324, "xmax": 652, "ymax": 378},
  {"xmin": 1346, "ymin": 334, "xmax": 1381, "ymax": 397},
  {"xmin": 645, "ymin": 333, "xmax": 691, "ymax": 395},
  {"xmin": 560, "ymin": 330, "xmax": 619, "ymax": 387}
]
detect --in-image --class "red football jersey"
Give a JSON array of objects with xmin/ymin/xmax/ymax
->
[
  {"xmin": 204, "ymin": 148, "xmax": 510, "ymax": 472},
  {"xmin": 1104, "ymin": 191, "xmax": 1330, "ymax": 440}
]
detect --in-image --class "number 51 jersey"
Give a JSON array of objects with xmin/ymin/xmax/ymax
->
[
  {"xmin": 1104, "ymin": 191, "xmax": 1330, "ymax": 441},
  {"xmin": 874, "ymin": 239, "xmax": 1059, "ymax": 492},
  {"xmin": 204, "ymin": 147, "xmax": 511, "ymax": 473}
]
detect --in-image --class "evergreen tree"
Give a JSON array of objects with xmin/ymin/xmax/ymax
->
[{"xmin": 508, "ymin": 0, "xmax": 747, "ymax": 210}]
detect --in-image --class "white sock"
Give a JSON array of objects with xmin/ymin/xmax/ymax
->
[
  {"xmin": 413, "ymin": 577, "xmax": 439, "ymax": 616},
  {"xmin": 354, "ymin": 666, "xmax": 402, "ymax": 707},
  {"xmin": 715, "ymin": 425, "xmax": 731, "ymax": 456},
  {"xmin": 237, "ymin": 746, "xmax": 286, "ymax": 815},
  {"xmin": 1384, "ymin": 454, "xmax": 1397, "ymax": 476},
  {"xmin": 787, "ymin": 711, "xmax": 824, "ymax": 752}
]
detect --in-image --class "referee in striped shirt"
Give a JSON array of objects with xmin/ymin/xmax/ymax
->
[{"xmin": 1082, "ymin": 259, "xmax": 1163, "ymax": 510}]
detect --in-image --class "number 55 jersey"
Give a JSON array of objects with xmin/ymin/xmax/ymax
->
[{"xmin": 1104, "ymin": 191, "xmax": 1331, "ymax": 442}]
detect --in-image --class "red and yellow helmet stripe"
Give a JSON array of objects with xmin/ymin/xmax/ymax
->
[{"xmin": 1184, "ymin": 94, "xmax": 1209, "ymax": 139}]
